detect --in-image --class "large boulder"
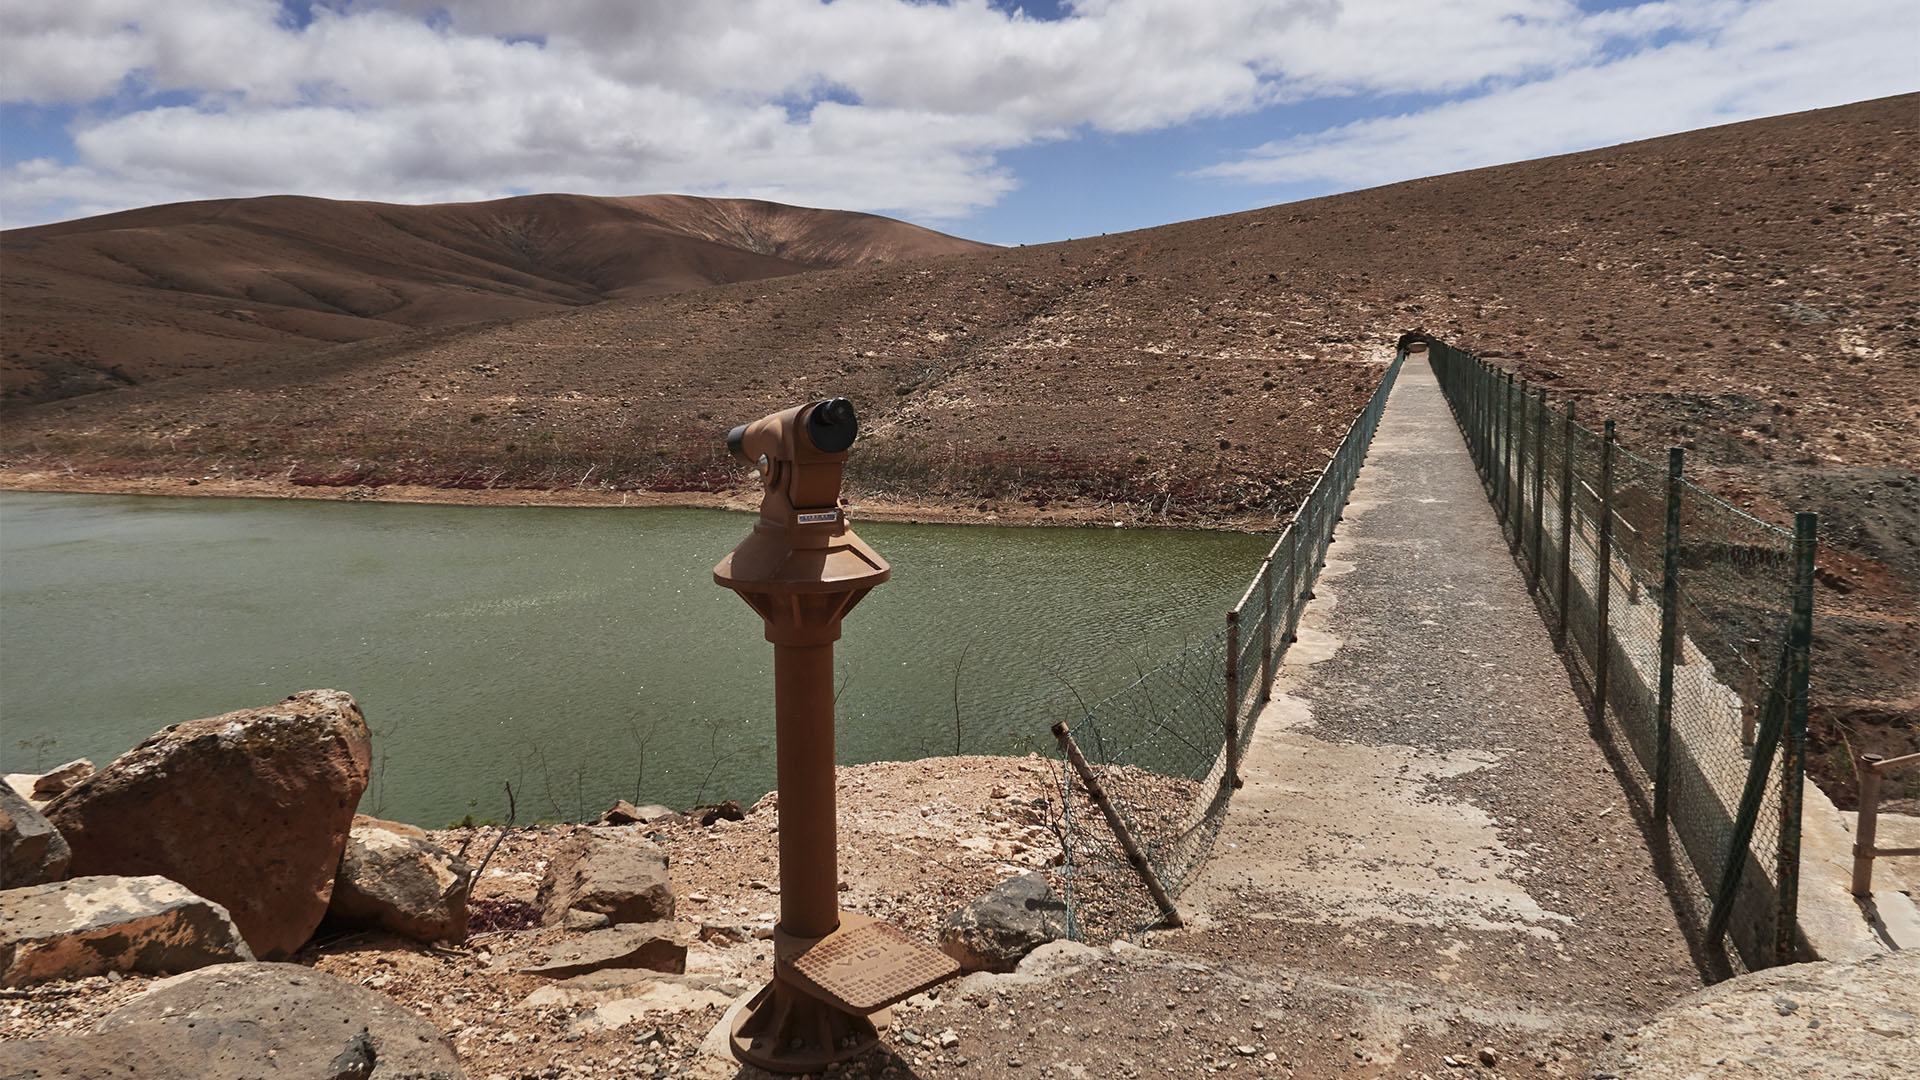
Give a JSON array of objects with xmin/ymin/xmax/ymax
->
[
  {"xmin": 536, "ymin": 827, "xmax": 674, "ymax": 927},
  {"xmin": 43, "ymin": 690, "xmax": 373, "ymax": 960},
  {"xmin": 0, "ymin": 875, "xmax": 253, "ymax": 987},
  {"xmin": 327, "ymin": 817, "xmax": 472, "ymax": 942},
  {"xmin": 0, "ymin": 962, "xmax": 464, "ymax": 1079},
  {"xmin": 1588, "ymin": 948, "xmax": 1919, "ymax": 1078},
  {"xmin": 1, "ymin": 781, "xmax": 69, "ymax": 888},
  {"xmin": 939, "ymin": 872, "xmax": 1070, "ymax": 973}
]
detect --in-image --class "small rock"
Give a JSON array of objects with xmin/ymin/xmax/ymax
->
[
  {"xmin": 698, "ymin": 921, "xmax": 755, "ymax": 944},
  {"xmin": 327, "ymin": 818, "xmax": 472, "ymax": 942},
  {"xmin": 939, "ymin": 873, "xmax": 1068, "ymax": 973},
  {"xmin": 939, "ymin": 1029, "xmax": 960, "ymax": 1049},
  {"xmin": 696, "ymin": 801, "xmax": 746, "ymax": 826},
  {"xmin": 516, "ymin": 922, "xmax": 687, "ymax": 978},
  {"xmin": 562, "ymin": 909, "xmax": 611, "ymax": 932},
  {"xmin": 1, "ymin": 780, "xmax": 70, "ymax": 888},
  {"xmin": 1479, "ymin": 1046, "xmax": 1497, "ymax": 1066},
  {"xmin": 598, "ymin": 800, "xmax": 648, "ymax": 825},
  {"xmin": 535, "ymin": 828, "xmax": 673, "ymax": 927},
  {"xmin": 31, "ymin": 759, "xmax": 94, "ymax": 800},
  {"xmin": 351, "ymin": 813, "xmax": 426, "ymax": 839},
  {"xmin": 3, "ymin": 773, "xmax": 42, "ymax": 806},
  {"xmin": 1, "ymin": 875, "xmax": 253, "ymax": 987},
  {"xmin": 608, "ymin": 802, "xmax": 684, "ymax": 827}
]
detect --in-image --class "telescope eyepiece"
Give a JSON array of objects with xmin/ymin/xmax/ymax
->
[
  {"xmin": 726, "ymin": 423, "xmax": 750, "ymax": 463},
  {"xmin": 804, "ymin": 398, "xmax": 858, "ymax": 454}
]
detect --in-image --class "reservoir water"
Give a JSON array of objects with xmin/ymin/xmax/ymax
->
[{"xmin": 0, "ymin": 492, "xmax": 1271, "ymax": 826}]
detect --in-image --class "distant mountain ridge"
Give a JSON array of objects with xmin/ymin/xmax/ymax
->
[{"xmin": 0, "ymin": 193, "xmax": 997, "ymax": 402}]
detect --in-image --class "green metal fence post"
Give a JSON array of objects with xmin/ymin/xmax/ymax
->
[
  {"xmin": 1508, "ymin": 373, "xmax": 1520, "ymax": 523},
  {"xmin": 1709, "ymin": 641, "xmax": 1788, "ymax": 953},
  {"xmin": 1474, "ymin": 360, "xmax": 1484, "ymax": 470},
  {"xmin": 1225, "ymin": 608, "xmax": 1242, "ymax": 790},
  {"xmin": 1506, "ymin": 375, "xmax": 1521, "ymax": 533},
  {"xmin": 1500, "ymin": 372, "xmax": 1514, "ymax": 520},
  {"xmin": 1557, "ymin": 401, "xmax": 1576, "ymax": 642},
  {"xmin": 1484, "ymin": 363, "xmax": 1496, "ymax": 478},
  {"xmin": 1488, "ymin": 367, "xmax": 1500, "ymax": 503},
  {"xmin": 1531, "ymin": 387, "xmax": 1548, "ymax": 582},
  {"xmin": 1260, "ymin": 556, "xmax": 1275, "ymax": 702},
  {"xmin": 1469, "ymin": 359, "xmax": 1481, "ymax": 471},
  {"xmin": 1655, "ymin": 447, "xmax": 1684, "ymax": 823},
  {"xmin": 1775, "ymin": 511, "xmax": 1817, "ymax": 964},
  {"xmin": 1510, "ymin": 377, "xmax": 1524, "ymax": 544},
  {"xmin": 1593, "ymin": 420, "xmax": 1617, "ymax": 725},
  {"xmin": 1478, "ymin": 361, "xmax": 1491, "ymax": 477},
  {"xmin": 1285, "ymin": 527, "xmax": 1299, "ymax": 643}
]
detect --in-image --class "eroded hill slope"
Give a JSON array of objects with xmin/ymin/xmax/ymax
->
[{"xmin": 0, "ymin": 193, "xmax": 996, "ymax": 402}]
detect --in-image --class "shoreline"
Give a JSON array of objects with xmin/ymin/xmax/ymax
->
[{"xmin": 0, "ymin": 468, "xmax": 1277, "ymax": 533}]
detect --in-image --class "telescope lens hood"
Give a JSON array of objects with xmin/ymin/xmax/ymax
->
[{"xmin": 804, "ymin": 398, "xmax": 859, "ymax": 454}]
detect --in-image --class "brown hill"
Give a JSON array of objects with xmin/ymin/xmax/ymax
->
[
  {"xmin": 3, "ymin": 94, "xmax": 1914, "ymax": 765},
  {"xmin": 0, "ymin": 193, "xmax": 997, "ymax": 402}
]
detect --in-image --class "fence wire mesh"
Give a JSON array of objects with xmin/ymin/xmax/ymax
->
[
  {"xmin": 1052, "ymin": 346, "xmax": 1407, "ymax": 943},
  {"xmin": 1427, "ymin": 338, "xmax": 1812, "ymax": 969}
]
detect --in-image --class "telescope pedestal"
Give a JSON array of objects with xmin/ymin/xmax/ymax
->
[
  {"xmin": 728, "ymin": 977, "xmax": 883, "ymax": 1073},
  {"xmin": 714, "ymin": 398, "xmax": 959, "ymax": 1072}
]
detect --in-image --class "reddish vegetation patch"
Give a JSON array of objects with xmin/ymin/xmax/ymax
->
[{"xmin": 467, "ymin": 898, "xmax": 542, "ymax": 934}]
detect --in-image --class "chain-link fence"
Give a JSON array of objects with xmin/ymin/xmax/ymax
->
[
  {"xmin": 1426, "ymin": 337, "xmax": 1815, "ymax": 969},
  {"xmin": 1050, "ymin": 345, "xmax": 1408, "ymax": 943}
]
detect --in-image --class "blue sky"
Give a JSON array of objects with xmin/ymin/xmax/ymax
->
[{"xmin": 1, "ymin": 1, "xmax": 1913, "ymax": 245}]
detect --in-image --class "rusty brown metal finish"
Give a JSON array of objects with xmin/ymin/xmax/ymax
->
[
  {"xmin": 714, "ymin": 398, "xmax": 955, "ymax": 1073},
  {"xmin": 773, "ymin": 640, "xmax": 841, "ymax": 937},
  {"xmin": 1852, "ymin": 751, "xmax": 1920, "ymax": 896}
]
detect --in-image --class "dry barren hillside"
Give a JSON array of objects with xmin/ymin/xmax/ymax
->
[
  {"xmin": 2, "ymin": 93, "xmax": 1914, "ymax": 785},
  {"xmin": 0, "ymin": 193, "xmax": 996, "ymax": 402}
]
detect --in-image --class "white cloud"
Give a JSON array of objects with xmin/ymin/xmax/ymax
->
[
  {"xmin": 1193, "ymin": 0, "xmax": 1918, "ymax": 189},
  {"xmin": 0, "ymin": 1, "xmax": 1912, "ymax": 230}
]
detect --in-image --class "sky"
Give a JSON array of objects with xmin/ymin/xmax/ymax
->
[{"xmin": 1, "ymin": 1, "xmax": 1913, "ymax": 246}]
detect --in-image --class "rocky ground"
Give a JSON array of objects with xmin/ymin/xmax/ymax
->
[
  {"xmin": 5, "ymin": 755, "xmax": 1065, "ymax": 1078},
  {"xmin": 0, "ymin": 749, "xmax": 1712, "ymax": 1080}
]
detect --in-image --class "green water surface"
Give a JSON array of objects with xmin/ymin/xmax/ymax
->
[{"xmin": 0, "ymin": 493, "xmax": 1270, "ymax": 825}]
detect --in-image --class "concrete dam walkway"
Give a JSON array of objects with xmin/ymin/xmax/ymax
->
[{"xmin": 1163, "ymin": 358, "xmax": 1708, "ymax": 1067}]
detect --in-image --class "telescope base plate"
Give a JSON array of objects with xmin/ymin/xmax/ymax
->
[{"xmin": 780, "ymin": 911, "xmax": 960, "ymax": 1015}]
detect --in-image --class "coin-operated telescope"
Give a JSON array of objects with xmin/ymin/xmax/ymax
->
[{"xmin": 714, "ymin": 398, "xmax": 958, "ymax": 1073}]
